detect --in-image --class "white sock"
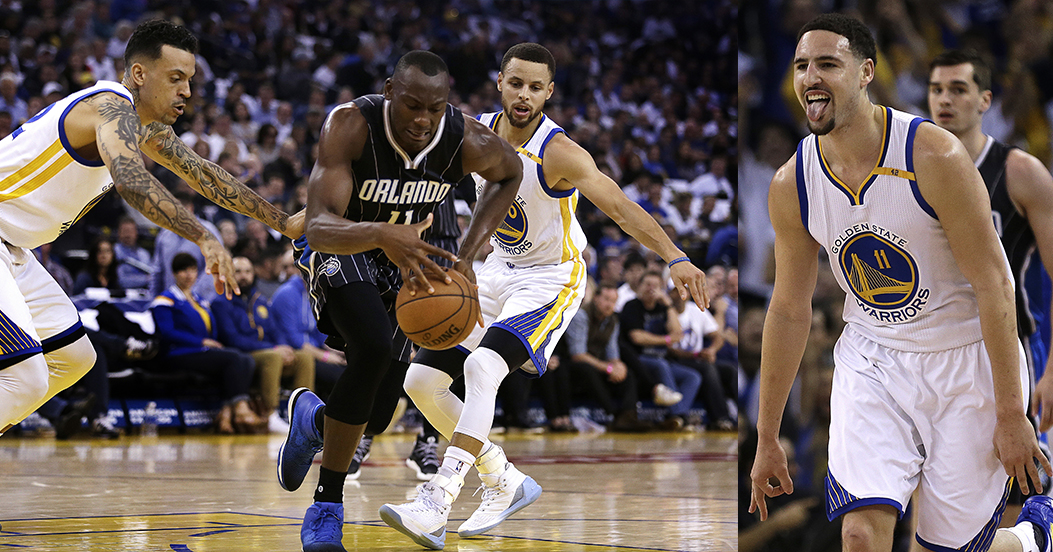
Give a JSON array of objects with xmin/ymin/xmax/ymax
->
[
  {"xmin": 1002, "ymin": 522, "xmax": 1041, "ymax": 552},
  {"xmin": 435, "ymin": 446, "xmax": 474, "ymax": 502}
]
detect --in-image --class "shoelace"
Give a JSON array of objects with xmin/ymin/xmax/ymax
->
[
  {"xmin": 407, "ymin": 484, "xmax": 446, "ymax": 515},
  {"xmin": 309, "ymin": 509, "xmax": 342, "ymax": 541},
  {"xmin": 353, "ymin": 438, "xmax": 371, "ymax": 462},
  {"xmin": 471, "ymin": 482, "xmax": 503, "ymax": 510},
  {"xmin": 418, "ymin": 440, "xmax": 439, "ymax": 467}
]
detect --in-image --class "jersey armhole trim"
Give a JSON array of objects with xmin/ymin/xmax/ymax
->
[
  {"xmin": 795, "ymin": 138, "xmax": 809, "ymax": 230},
  {"xmin": 58, "ymin": 88, "xmax": 135, "ymax": 168},
  {"xmin": 906, "ymin": 117, "xmax": 938, "ymax": 220},
  {"xmin": 539, "ymin": 128, "xmax": 575, "ymax": 198}
]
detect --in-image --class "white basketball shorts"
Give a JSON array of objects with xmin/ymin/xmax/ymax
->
[
  {"xmin": 455, "ymin": 254, "xmax": 586, "ymax": 376},
  {"xmin": 826, "ymin": 325, "xmax": 1026, "ymax": 550},
  {"xmin": 0, "ymin": 243, "xmax": 82, "ymax": 368}
]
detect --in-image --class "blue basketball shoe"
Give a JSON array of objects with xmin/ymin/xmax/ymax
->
[
  {"xmin": 301, "ymin": 501, "xmax": 346, "ymax": 551},
  {"xmin": 1017, "ymin": 495, "xmax": 1053, "ymax": 552},
  {"xmin": 277, "ymin": 387, "xmax": 324, "ymax": 491}
]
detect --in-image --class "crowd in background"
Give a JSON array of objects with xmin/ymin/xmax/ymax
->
[
  {"xmin": 3, "ymin": 0, "xmax": 736, "ymax": 439},
  {"xmin": 738, "ymin": 1, "xmax": 1053, "ymax": 550}
]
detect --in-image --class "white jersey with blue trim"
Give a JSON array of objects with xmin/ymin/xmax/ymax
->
[
  {"xmin": 797, "ymin": 106, "xmax": 999, "ymax": 352},
  {"xmin": 473, "ymin": 111, "xmax": 587, "ymax": 267},
  {"xmin": 0, "ymin": 80, "xmax": 134, "ymax": 249}
]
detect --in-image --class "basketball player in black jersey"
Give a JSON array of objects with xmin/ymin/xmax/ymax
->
[
  {"xmin": 275, "ymin": 51, "xmax": 522, "ymax": 552},
  {"xmin": 929, "ymin": 49, "xmax": 1053, "ymax": 527}
]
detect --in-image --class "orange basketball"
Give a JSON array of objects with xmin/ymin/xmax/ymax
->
[{"xmin": 395, "ymin": 267, "xmax": 480, "ymax": 350}]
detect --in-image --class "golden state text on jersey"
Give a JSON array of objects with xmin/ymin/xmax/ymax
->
[{"xmin": 832, "ymin": 223, "xmax": 929, "ymax": 323}]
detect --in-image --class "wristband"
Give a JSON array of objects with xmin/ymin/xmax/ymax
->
[
  {"xmin": 668, "ymin": 256, "xmax": 690, "ymax": 268},
  {"xmin": 664, "ymin": 335, "xmax": 673, "ymax": 346},
  {"xmin": 605, "ymin": 363, "xmax": 614, "ymax": 375}
]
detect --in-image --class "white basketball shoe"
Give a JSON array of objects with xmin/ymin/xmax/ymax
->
[
  {"xmin": 379, "ymin": 477, "xmax": 455, "ymax": 550},
  {"xmin": 457, "ymin": 463, "xmax": 542, "ymax": 537}
]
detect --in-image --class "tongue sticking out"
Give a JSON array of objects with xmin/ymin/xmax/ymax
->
[{"xmin": 807, "ymin": 99, "xmax": 829, "ymax": 122}]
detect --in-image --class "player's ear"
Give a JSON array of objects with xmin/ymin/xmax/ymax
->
[
  {"xmin": 546, "ymin": 81, "xmax": 554, "ymax": 101},
  {"xmin": 383, "ymin": 78, "xmax": 393, "ymax": 101},
  {"xmin": 496, "ymin": 72, "xmax": 504, "ymax": 92},
  {"xmin": 859, "ymin": 58, "xmax": 874, "ymax": 88},
  {"xmin": 130, "ymin": 61, "xmax": 146, "ymax": 87},
  {"xmin": 979, "ymin": 89, "xmax": 992, "ymax": 114}
]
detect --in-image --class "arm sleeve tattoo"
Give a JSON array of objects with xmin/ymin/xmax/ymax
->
[
  {"xmin": 95, "ymin": 95, "xmax": 208, "ymax": 243},
  {"xmin": 141, "ymin": 122, "xmax": 288, "ymax": 233}
]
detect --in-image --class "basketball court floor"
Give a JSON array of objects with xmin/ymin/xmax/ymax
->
[{"xmin": 0, "ymin": 430, "xmax": 735, "ymax": 551}]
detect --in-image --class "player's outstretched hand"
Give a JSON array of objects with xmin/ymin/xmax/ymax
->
[
  {"xmin": 670, "ymin": 260, "xmax": 709, "ymax": 310},
  {"xmin": 1034, "ymin": 370, "xmax": 1053, "ymax": 432},
  {"xmin": 384, "ymin": 213, "xmax": 457, "ymax": 296},
  {"xmin": 993, "ymin": 412, "xmax": 1053, "ymax": 495},
  {"xmin": 200, "ymin": 234, "xmax": 239, "ymax": 299},
  {"xmin": 749, "ymin": 436, "xmax": 794, "ymax": 521}
]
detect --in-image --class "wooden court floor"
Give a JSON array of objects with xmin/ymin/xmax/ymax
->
[{"xmin": 0, "ymin": 430, "xmax": 736, "ymax": 551}]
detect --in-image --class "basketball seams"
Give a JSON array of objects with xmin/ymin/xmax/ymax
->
[{"xmin": 395, "ymin": 270, "xmax": 479, "ymax": 348}]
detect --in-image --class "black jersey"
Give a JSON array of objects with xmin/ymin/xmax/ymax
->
[
  {"xmin": 348, "ymin": 94, "xmax": 468, "ymax": 264},
  {"xmin": 978, "ymin": 137, "xmax": 1037, "ymax": 339}
]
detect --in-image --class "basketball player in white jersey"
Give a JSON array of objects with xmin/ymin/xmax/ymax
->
[
  {"xmin": 749, "ymin": 13, "xmax": 1053, "ymax": 552},
  {"xmin": 0, "ymin": 20, "xmax": 302, "ymax": 435},
  {"xmin": 379, "ymin": 43, "xmax": 709, "ymax": 549}
]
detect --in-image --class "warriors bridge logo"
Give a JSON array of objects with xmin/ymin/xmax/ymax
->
[{"xmin": 833, "ymin": 225, "xmax": 928, "ymax": 323}]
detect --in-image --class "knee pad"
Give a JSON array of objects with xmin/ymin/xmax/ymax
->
[
  {"xmin": 405, "ymin": 363, "xmax": 454, "ymax": 404},
  {"xmin": 463, "ymin": 348, "xmax": 508, "ymax": 399}
]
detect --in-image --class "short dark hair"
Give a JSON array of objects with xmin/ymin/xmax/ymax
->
[
  {"xmin": 624, "ymin": 252, "xmax": 647, "ymax": 271},
  {"xmin": 171, "ymin": 252, "xmax": 197, "ymax": 273},
  {"xmin": 797, "ymin": 13, "xmax": 877, "ymax": 68},
  {"xmin": 501, "ymin": 42, "xmax": 556, "ymax": 80},
  {"xmin": 393, "ymin": 50, "xmax": 448, "ymax": 78},
  {"xmin": 597, "ymin": 281, "xmax": 620, "ymax": 294},
  {"xmin": 124, "ymin": 20, "xmax": 198, "ymax": 69},
  {"xmin": 930, "ymin": 48, "xmax": 991, "ymax": 92}
]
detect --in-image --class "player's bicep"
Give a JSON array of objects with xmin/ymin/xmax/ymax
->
[
  {"xmin": 94, "ymin": 94, "xmax": 146, "ymax": 177},
  {"xmin": 307, "ymin": 108, "xmax": 364, "ymax": 218},
  {"xmin": 913, "ymin": 126, "xmax": 1005, "ymax": 286},
  {"xmin": 768, "ymin": 156, "xmax": 820, "ymax": 309}
]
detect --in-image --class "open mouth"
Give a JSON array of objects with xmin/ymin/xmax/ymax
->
[
  {"xmin": 513, "ymin": 104, "xmax": 530, "ymax": 117},
  {"xmin": 407, "ymin": 128, "xmax": 429, "ymax": 141},
  {"xmin": 805, "ymin": 90, "xmax": 830, "ymax": 122}
]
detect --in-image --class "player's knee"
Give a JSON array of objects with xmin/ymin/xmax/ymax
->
[
  {"xmin": 404, "ymin": 362, "xmax": 451, "ymax": 404},
  {"xmin": 52, "ymin": 335, "xmax": 97, "ymax": 381},
  {"xmin": 840, "ymin": 515, "xmax": 882, "ymax": 552},
  {"xmin": 463, "ymin": 348, "xmax": 506, "ymax": 397}
]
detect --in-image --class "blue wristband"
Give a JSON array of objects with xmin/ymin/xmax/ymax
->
[{"xmin": 668, "ymin": 256, "xmax": 690, "ymax": 268}]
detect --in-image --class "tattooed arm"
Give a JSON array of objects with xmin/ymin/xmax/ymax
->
[
  {"xmin": 90, "ymin": 92, "xmax": 240, "ymax": 298},
  {"xmin": 139, "ymin": 122, "xmax": 304, "ymax": 238}
]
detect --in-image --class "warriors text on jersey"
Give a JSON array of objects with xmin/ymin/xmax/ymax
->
[
  {"xmin": 0, "ymin": 81, "xmax": 134, "ymax": 249},
  {"xmin": 795, "ymin": 106, "xmax": 1007, "ymax": 352},
  {"xmin": 473, "ymin": 112, "xmax": 586, "ymax": 267},
  {"xmin": 344, "ymin": 94, "xmax": 468, "ymax": 264},
  {"xmin": 976, "ymin": 136, "xmax": 1038, "ymax": 341}
]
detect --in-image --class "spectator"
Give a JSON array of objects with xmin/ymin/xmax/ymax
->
[
  {"xmin": 211, "ymin": 256, "xmax": 315, "ymax": 433},
  {"xmin": 113, "ymin": 216, "xmax": 153, "ymax": 292},
  {"xmin": 0, "ymin": 71, "xmax": 27, "ymax": 124},
  {"xmin": 669, "ymin": 289, "xmax": 735, "ymax": 431},
  {"xmin": 150, "ymin": 191, "xmax": 222, "ymax": 298},
  {"xmin": 73, "ymin": 237, "xmax": 122, "ymax": 296},
  {"xmin": 563, "ymin": 282, "xmax": 651, "ymax": 432},
  {"xmin": 150, "ymin": 253, "xmax": 260, "ymax": 434},
  {"xmin": 620, "ymin": 270, "xmax": 702, "ymax": 430},
  {"xmin": 615, "ymin": 252, "xmax": 647, "ymax": 312},
  {"xmin": 270, "ymin": 272, "xmax": 346, "ymax": 401}
]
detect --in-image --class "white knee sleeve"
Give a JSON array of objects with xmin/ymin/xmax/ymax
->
[
  {"xmin": 0, "ymin": 354, "xmax": 50, "ymax": 427},
  {"xmin": 405, "ymin": 362, "xmax": 464, "ymax": 440},
  {"xmin": 454, "ymin": 347, "xmax": 509, "ymax": 443}
]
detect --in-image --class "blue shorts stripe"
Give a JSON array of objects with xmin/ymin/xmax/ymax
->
[
  {"xmin": 491, "ymin": 321, "xmax": 546, "ymax": 377},
  {"xmin": 0, "ymin": 309, "xmax": 39, "ymax": 355},
  {"xmin": 825, "ymin": 469, "xmax": 904, "ymax": 522}
]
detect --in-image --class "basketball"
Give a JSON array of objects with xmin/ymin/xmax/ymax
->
[{"xmin": 396, "ymin": 267, "xmax": 480, "ymax": 350}]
